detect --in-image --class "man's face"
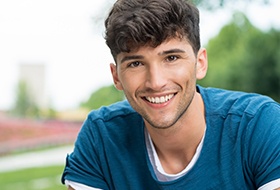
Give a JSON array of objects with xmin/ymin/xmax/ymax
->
[{"xmin": 110, "ymin": 37, "xmax": 207, "ymax": 129}]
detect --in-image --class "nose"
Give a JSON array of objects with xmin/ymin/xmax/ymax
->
[{"xmin": 145, "ymin": 64, "xmax": 167, "ymax": 91}]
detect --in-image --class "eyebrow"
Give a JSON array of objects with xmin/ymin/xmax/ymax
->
[
  {"xmin": 120, "ymin": 55, "xmax": 144, "ymax": 64},
  {"xmin": 158, "ymin": 48, "xmax": 186, "ymax": 55},
  {"xmin": 119, "ymin": 48, "xmax": 186, "ymax": 64}
]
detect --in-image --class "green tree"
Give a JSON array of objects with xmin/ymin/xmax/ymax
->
[
  {"xmin": 240, "ymin": 28, "xmax": 280, "ymax": 101},
  {"xmin": 198, "ymin": 12, "xmax": 280, "ymax": 102},
  {"xmin": 11, "ymin": 80, "xmax": 40, "ymax": 118},
  {"xmin": 80, "ymin": 85, "xmax": 124, "ymax": 110}
]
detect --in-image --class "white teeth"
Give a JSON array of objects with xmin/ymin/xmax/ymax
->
[{"xmin": 146, "ymin": 94, "xmax": 174, "ymax": 104}]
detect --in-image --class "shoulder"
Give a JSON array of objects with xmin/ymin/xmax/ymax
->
[
  {"xmin": 81, "ymin": 100, "xmax": 143, "ymax": 135},
  {"xmin": 87, "ymin": 100, "xmax": 137, "ymax": 121},
  {"xmin": 197, "ymin": 85, "xmax": 278, "ymax": 117},
  {"xmin": 198, "ymin": 86, "xmax": 280, "ymax": 188}
]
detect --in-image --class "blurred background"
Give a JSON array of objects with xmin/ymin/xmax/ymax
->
[{"xmin": 0, "ymin": 0, "xmax": 279, "ymax": 189}]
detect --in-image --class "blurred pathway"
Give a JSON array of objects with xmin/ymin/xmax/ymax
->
[{"xmin": 0, "ymin": 145, "xmax": 74, "ymax": 172}]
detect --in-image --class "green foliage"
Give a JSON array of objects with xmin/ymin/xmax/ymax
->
[
  {"xmin": 10, "ymin": 80, "xmax": 40, "ymax": 118},
  {"xmin": 0, "ymin": 165, "xmax": 65, "ymax": 190},
  {"xmin": 81, "ymin": 84, "xmax": 125, "ymax": 110},
  {"xmin": 10, "ymin": 80, "xmax": 57, "ymax": 119},
  {"xmin": 198, "ymin": 12, "xmax": 280, "ymax": 102},
  {"xmin": 241, "ymin": 28, "xmax": 280, "ymax": 101}
]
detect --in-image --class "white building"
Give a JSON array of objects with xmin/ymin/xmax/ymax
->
[{"xmin": 19, "ymin": 63, "xmax": 47, "ymax": 109}]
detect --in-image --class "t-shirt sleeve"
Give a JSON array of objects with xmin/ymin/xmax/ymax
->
[
  {"xmin": 246, "ymin": 102, "xmax": 280, "ymax": 188},
  {"xmin": 65, "ymin": 180, "xmax": 103, "ymax": 190},
  {"xmin": 258, "ymin": 179, "xmax": 280, "ymax": 190},
  {"xmin": 61, "ymin": 118, "xmax": 109, "ymax": 190}
]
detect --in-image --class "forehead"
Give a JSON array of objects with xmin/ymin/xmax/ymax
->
[{"xmin": 116, "ymin": 37, "xmax": 194, "ymax": 63}]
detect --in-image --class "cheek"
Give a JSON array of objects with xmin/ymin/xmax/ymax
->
[
  {"xmin": 170, "ymin": 65, "xmax": 195, "ymax": 81},
  {"xmin": 119, "ymin": 74, "xmax": 139, "ymax": 92}
]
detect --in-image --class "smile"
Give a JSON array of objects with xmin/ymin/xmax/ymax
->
[{"xmin": 145, "ymin": 94, "xmax": 174, "ymax": 104}]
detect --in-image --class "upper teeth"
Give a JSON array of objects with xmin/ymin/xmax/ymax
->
[{"xmin": 146, "ymin": 94, "xmax": 174, "ymax": 104}]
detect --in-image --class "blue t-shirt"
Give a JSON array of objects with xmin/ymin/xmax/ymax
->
[{"xmin": 62, "ymin": 86, "xmax": 280, "ymax": 189}]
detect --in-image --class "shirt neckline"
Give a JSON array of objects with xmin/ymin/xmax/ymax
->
[{"xmin": 144, "ymin": 127, "xmax": 206, "ymax": 182}]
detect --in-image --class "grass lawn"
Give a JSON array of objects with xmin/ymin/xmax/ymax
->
[{"xmin": 0, "ymin": 165, "xmax": 66, "ymax": 190}]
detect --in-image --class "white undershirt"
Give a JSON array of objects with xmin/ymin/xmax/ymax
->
[
  {"xmin": 65, "ymin": 128, "xmax": 280, "ymax": 189},
  {"xmin": 145, "ymin": 127, "xmax": 205, "ymax": 181}
]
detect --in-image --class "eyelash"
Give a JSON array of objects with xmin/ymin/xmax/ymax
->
[
  {"xmin": 126, "ymin": 55, "xmax": 180, "ymax": 68},
  {"xmin": 166, "ymin": 55, "xmax": 179, "ymax": 62},
  {"xmin": 128, "ymin": 61, "xmax": 143, "ymax": 68}
]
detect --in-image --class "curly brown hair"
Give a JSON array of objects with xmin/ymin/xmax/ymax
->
[{"xmin": 104, "ymin": 0, "xmax": 200, "ymax": 61}]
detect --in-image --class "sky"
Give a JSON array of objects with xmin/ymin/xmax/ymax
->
[{"xmin": 0, "ymin": 0, "xmax": 279, "ymax": 111}]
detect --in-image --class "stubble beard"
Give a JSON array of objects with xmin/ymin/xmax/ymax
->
[
  {"xmin": 145, "ymin": 90, "xmax": 195, "ymax": 129},
  {"xmin": 127, "ymin": 87, "xmax": 196, "ymax": 130}
]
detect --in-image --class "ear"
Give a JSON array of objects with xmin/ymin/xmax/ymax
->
[
  {"xmin": 110, "ymin": 63, "xmax": 123, "ymax": 90},
  {"xmin": 196, "ymin": 48, "xmax": 208, "ymax": 80}
]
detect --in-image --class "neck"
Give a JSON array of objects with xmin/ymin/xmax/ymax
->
[{"xmin": 145, "ymin": 92, "xmax": 205, "ymax": 174}]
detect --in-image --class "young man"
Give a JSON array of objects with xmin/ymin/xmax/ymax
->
[{"xmin": 62, "ymin": 0, "xmax": 280, "ymax": 189}]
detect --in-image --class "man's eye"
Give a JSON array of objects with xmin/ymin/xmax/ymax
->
[
  {"xmin": 166, "ymin": 55, "xmax": 178, "ymax": 62},
  {"xmin": 128, "ymin": 61, "xmax": 142, "ymax": 68}
]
